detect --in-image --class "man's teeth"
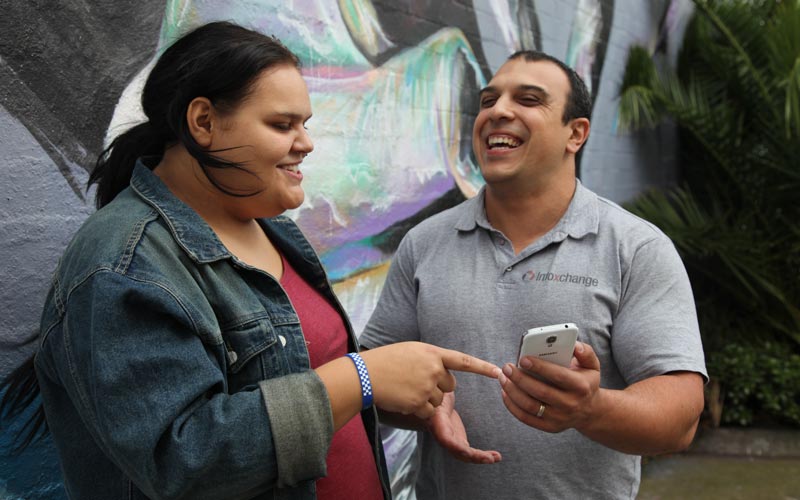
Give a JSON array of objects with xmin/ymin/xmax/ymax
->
[{"xmin": 487, "ymin": 136, "xmax": 521, "ymax": 149}]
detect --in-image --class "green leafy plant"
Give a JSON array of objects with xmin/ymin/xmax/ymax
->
[
  {"xmin": 618, "ymin": 0, "xmax": 800, "ymax": 354},
  {"xmin": 706, "ymin": 342, "xmax": 800, "ymax": 427}
]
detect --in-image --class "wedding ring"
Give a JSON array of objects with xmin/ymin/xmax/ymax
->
[{"xmin": 536, "ymin": 403, "xmax": 546, "ymax": 418}]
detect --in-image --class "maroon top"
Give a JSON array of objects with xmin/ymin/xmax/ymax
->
[{"xmin": 280, "ymin": 254, "xmax": 383, "ymax": 500}]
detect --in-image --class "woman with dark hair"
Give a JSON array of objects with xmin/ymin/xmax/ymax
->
[{"xmin": 1, "ymin": 21, "xmax": 499, "ymax": 499}]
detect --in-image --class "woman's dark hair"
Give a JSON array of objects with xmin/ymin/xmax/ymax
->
[
  {"xmin": 1, "ymin": 21, "xmax": 301, "ymax": 454},
  {"xmin": 89, "ymin": 21, "xmax": 301, "ymax": 208},
  {"xmin": 0, "ymin": 354, "xmax": 47, "ymax": 453}
]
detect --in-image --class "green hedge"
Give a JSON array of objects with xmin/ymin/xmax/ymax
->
[{"xmin": 707, "ymin": 342, "xmax": 800, "ymax": 427}]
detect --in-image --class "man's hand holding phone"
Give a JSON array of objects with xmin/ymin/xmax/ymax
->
[{"xmin": 501, "ymin": 323, "xmax": 602, "ymax": 433}]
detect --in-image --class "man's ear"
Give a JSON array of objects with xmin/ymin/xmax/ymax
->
[
  {"xmin": 186, "ymin": 97, "xmax": 215, "ymax": 147},
  {"xmin": 566, "ymin": 118, "xmax": 590, "ymax": 154}
]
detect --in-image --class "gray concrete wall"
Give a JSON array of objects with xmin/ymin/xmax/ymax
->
[{"xmin": 0, "ymin": 1, "xmax": 691, "ymax": 498}]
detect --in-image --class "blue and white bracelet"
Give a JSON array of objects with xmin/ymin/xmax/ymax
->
[{"xmin": 345, "ymin": 352, "xmax": 374, "ymax": 410}]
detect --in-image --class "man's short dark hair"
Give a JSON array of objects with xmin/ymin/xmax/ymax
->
[{"xmin": 507, "ymin": 50, "xmax": 592, "ymax": 124}]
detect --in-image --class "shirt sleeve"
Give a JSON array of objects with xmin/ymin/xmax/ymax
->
[
  {"xmin": 610, "ymin": 235, "xmax": 708, "ymax": 385},
  {"xmin": 47, "ymin": 269, "xmax": 332, "ymax": 499},
  {"xmin": 359, "ymin": 233, "xmax": 422, "ymax": 348}
]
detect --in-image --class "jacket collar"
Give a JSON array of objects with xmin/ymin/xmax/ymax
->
[
  {"xmin": 129, "ymin": 159, "xmax": 322, "ymax": 272},
  {"xmin": 130, "ymin": 159, "xmax": 231, "ymax": 263}
]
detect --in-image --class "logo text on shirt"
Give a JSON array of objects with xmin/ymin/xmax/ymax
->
[{"xmin": 521, "ymin": 270, "xmax": 599, "ymax": 287}]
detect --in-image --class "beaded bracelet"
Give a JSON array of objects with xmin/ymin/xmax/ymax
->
[{"xmin": 345, "ymin": 352, "xmax": 374, "ymax": 410}]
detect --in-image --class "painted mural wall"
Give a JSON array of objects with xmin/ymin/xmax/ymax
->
[{"xmin": 0, "ymin": 1, "xmax": 692, "ymax": 498}]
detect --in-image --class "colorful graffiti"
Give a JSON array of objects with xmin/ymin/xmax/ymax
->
[{"xmin": 0, "ymin": 1, "xmax": 692, "ymax": 498}]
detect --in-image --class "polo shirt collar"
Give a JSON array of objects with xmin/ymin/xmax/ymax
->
[{"xmin": 455, "ymin": 179, "xmax": 600, "ymax": 240}]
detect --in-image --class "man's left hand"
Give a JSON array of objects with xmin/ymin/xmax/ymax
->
[{"xmin": 498, "ymin": 341, "xmax": 601, "ymax": 432}]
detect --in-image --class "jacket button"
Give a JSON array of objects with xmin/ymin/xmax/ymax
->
[{"xmin": 279, "ymin": 335, "xmax": 287, "ymax": 347}]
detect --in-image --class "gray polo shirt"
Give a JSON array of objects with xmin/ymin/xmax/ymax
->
[{"xmin": 360, "ymin": 180, "xmax": 707, "ymax": 500}]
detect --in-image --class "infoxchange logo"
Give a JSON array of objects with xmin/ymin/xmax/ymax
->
[{"xmin": 521, "ymin": 270, "xmax": 599, "ymax": 287}]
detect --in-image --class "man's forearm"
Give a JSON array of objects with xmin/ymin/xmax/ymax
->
[{"xmin": 577, "ymin": 372, "xmax": 704, "ymax": 455}]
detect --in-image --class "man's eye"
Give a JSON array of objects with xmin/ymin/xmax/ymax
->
[
  {"xmin": 518, "ymin": 97, "xmax": 541, "ymax": 106},
  {"xmin": 273, "ymin": 123, "xmax": 291, "ymax": 131},
  {"xmin": 480, "ymin": 97, "xmax": 496, "ymax": 107}
]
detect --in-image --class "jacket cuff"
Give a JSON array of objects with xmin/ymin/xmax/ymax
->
[{"xmin": 259, "ymin": 371, "xmax": 334, "ymax": 487}]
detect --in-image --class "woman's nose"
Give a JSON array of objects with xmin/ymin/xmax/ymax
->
[{"xmin": 296, "ymin": 127, "xmax": 314, "ymax": 155}]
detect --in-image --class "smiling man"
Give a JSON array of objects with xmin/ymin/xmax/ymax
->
[{"xmin": 360, "ymin": 51, "xmax": 707, "ymax": 499}]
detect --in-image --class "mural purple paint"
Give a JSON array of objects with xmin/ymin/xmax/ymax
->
[{"xmin": 0, "ymin": 1, "xmax": 692, "ymax": 498}]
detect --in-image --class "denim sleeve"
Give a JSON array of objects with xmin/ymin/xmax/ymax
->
[
  {"xmin": 260, "ymin": 374, "xmax": 333, "ymax": 487},
  {"xmin": 53, "ymin": 269, "xmax": 332, "ymax": 499}
]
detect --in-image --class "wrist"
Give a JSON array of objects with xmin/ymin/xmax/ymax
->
[
  {"xmin": 576, "ymin": 387, "xmax": 612, "ymax": 436},
  {"xmin": 345, "ymin": 352, "xmax": 374, "ymax": 410}
]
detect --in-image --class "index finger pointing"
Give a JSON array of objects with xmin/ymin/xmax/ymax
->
[{"xmin": 438, "ymin": 348, "xmax": 501, "ymax": 378}]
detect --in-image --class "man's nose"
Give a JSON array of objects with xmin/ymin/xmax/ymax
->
[{"xmin": 489, "ymin": 96, "xmax": 514, "ymax": 121}]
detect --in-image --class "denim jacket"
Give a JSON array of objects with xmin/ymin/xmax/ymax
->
[{"xmin": 34, "ymin": 161, "xmax": 391, "ymax": 500}]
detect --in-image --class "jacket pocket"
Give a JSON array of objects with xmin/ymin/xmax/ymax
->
[{"xmin": 222, "ymin": 317, "xmax": 281, "ymax": 392}]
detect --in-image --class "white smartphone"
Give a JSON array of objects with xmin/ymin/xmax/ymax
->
[{"xmin": 517, "ymin": 323, "xmax": 579, "ymax": 372}]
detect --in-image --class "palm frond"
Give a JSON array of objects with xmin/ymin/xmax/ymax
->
[
  {"xmin": 619, "ymin": 0, "xmax": 800, "ymax": 349},
  {"xmin": 618, "ymin": 46, "xmax": 662, "ymax": 130},
  {"xmin": 762, "ymin": 1, "xmax": 800, "ymax": 138},
  {"xmin": 693, "ymin": 0, "xmax": 779, "ymax": 119},
  {"xmin": 785, "ymin": 58, "xmax": 800, "ymax": 138}
]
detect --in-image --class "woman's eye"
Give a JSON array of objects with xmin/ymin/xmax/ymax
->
[{"xmin": 272, "ymin": 123, "xmax": 291, "ymax": 131}]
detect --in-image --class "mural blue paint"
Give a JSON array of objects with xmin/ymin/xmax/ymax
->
[{"xmin": 0, "ymin": 1, "xmax": 693, "ymax": 498}]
